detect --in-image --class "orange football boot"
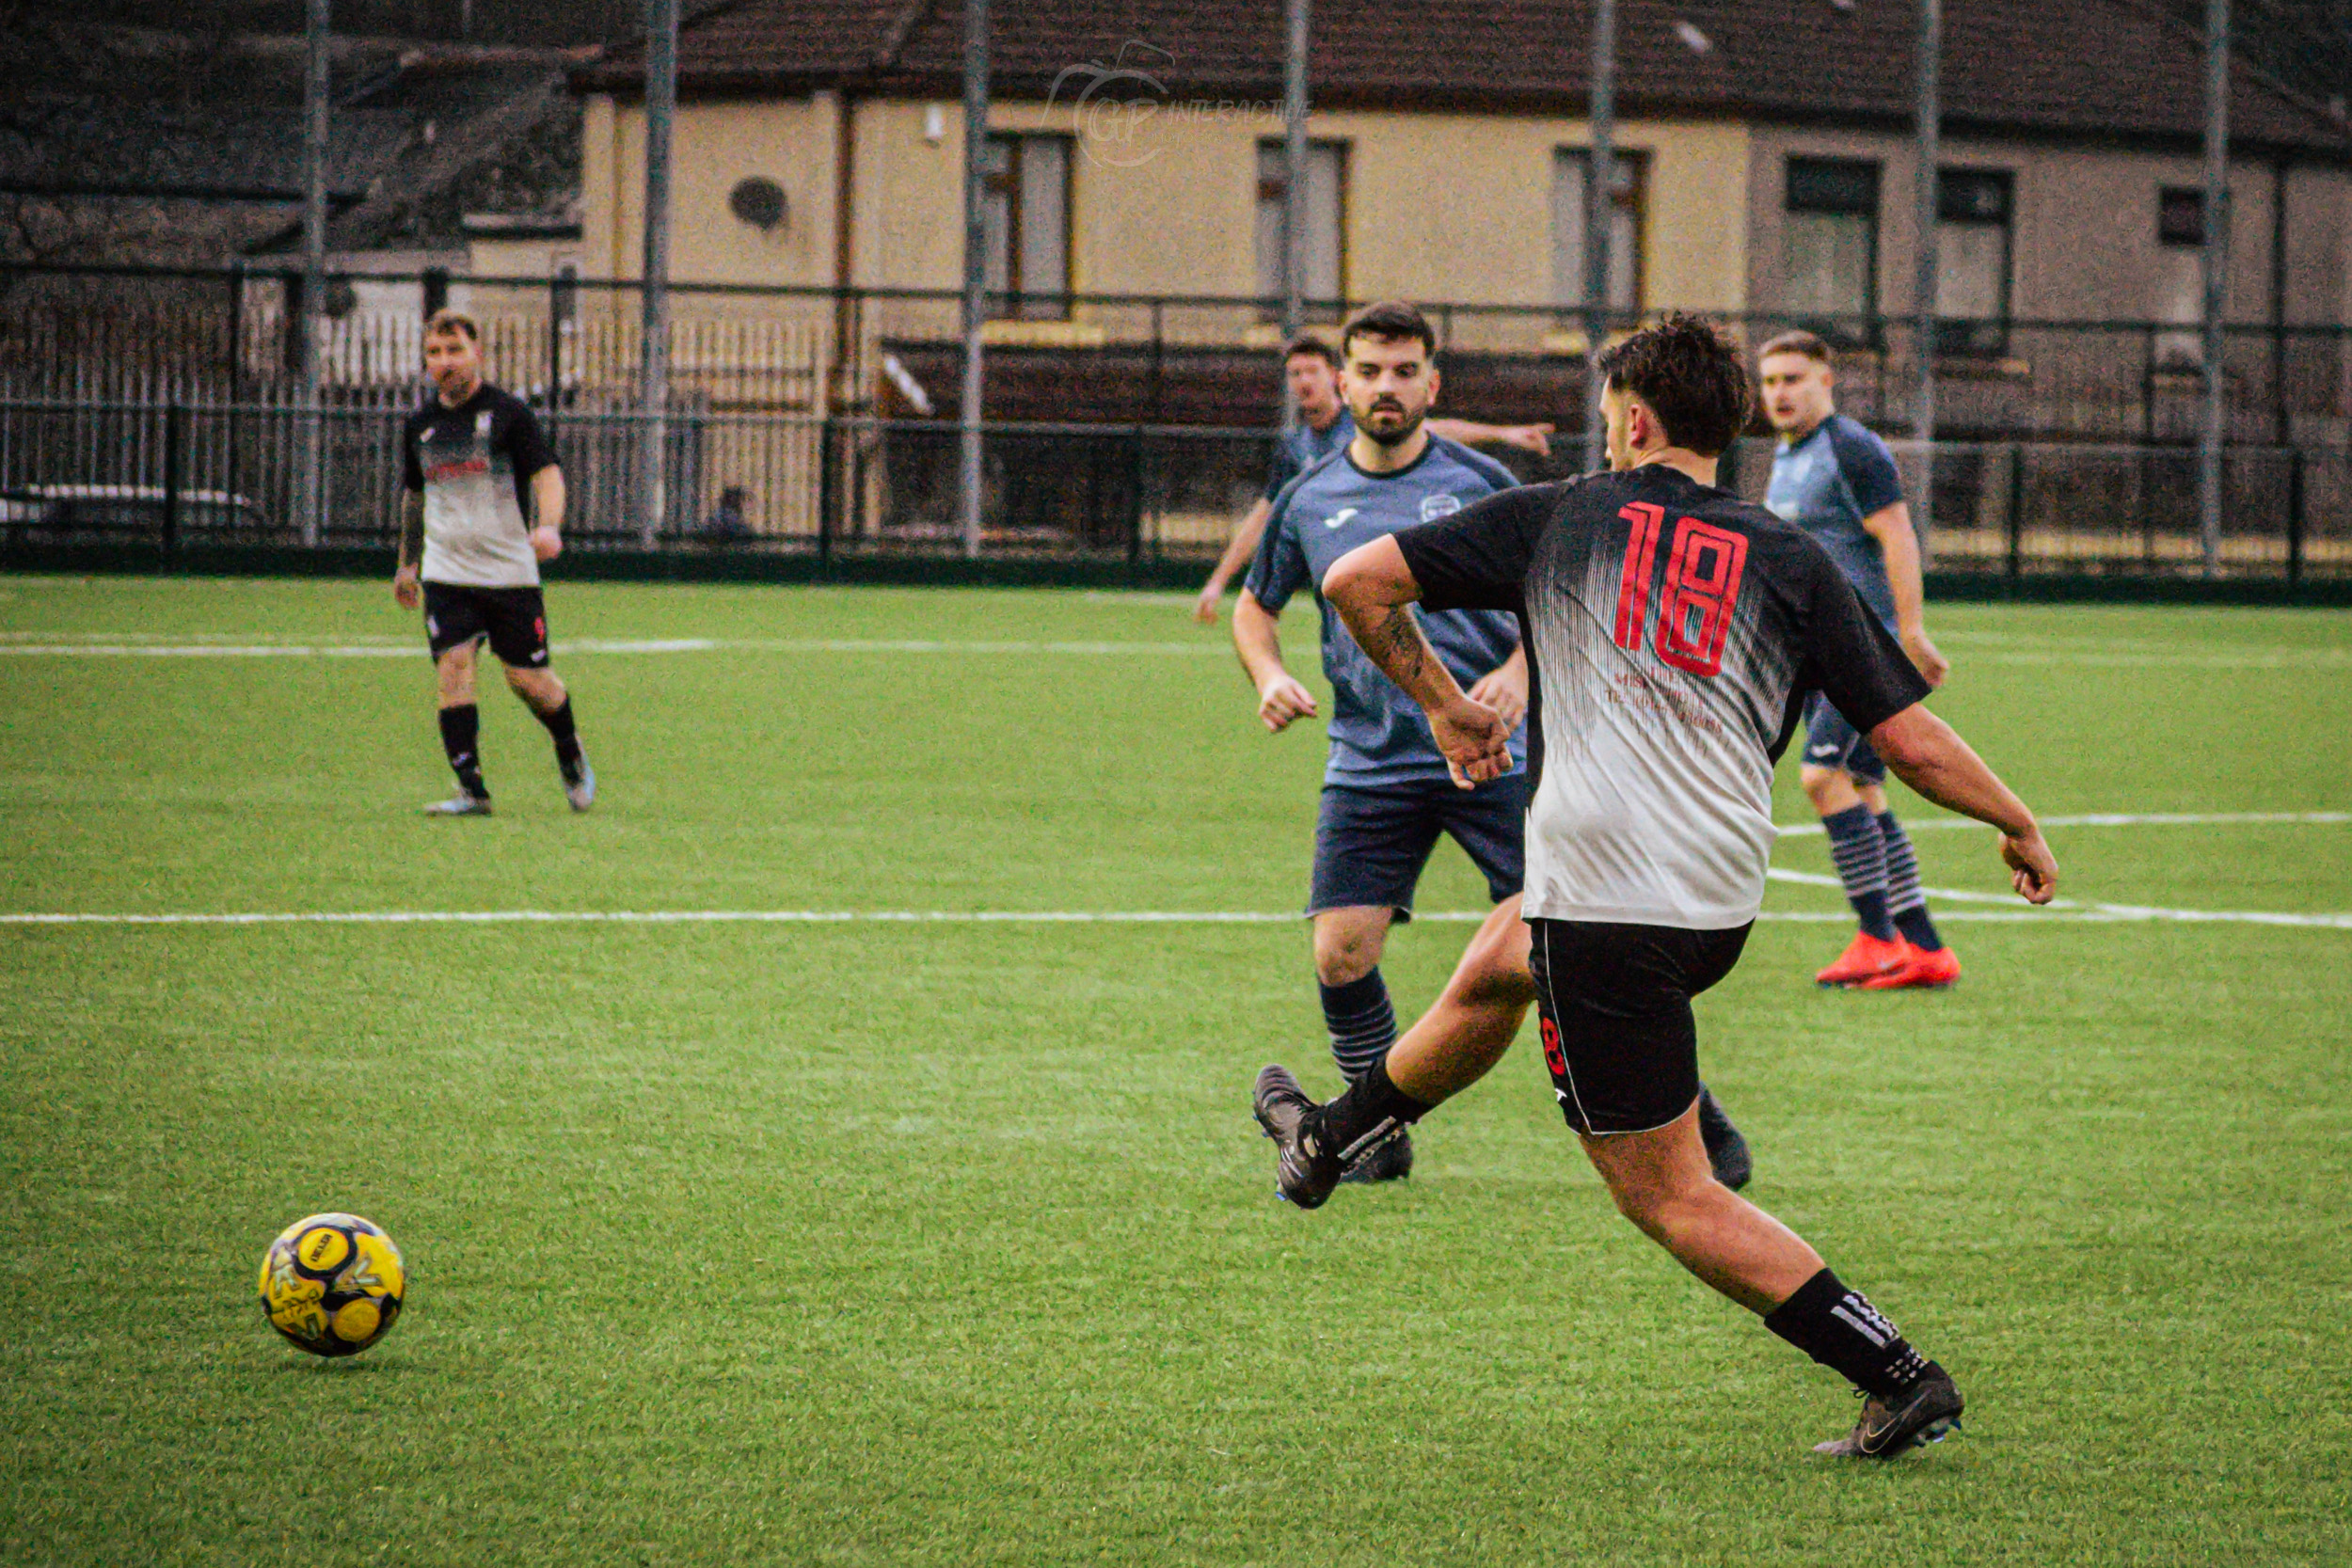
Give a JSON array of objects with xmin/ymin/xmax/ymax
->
[
  {"xmin": 1814, "ymin": 930, "xmax": 1907, "ymax": 988},
  {"xmin": 1859, "ymin": 942, "xmax": 1963, "ymax": 990}
]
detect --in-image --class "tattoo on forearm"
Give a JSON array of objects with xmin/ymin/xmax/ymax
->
[
  {"xmin": 1362, "ymin": 604, "xmax": 1427, "ymax": 687},
  {"xmin": 397, "ymin": 491, "xmax": 424, "ymax": 567}
]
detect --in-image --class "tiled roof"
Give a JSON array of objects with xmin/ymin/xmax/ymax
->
[{"xmin": 576, "ymin": 0, "xmax": 2352, "ymax": 156}]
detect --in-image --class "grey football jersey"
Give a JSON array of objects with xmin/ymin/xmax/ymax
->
[{"xmin": 1396, "ymin": 465, "xmax": 1930, "ymax": 929}]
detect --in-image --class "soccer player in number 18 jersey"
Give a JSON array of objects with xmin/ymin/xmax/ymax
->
[{"xmin": 1252, "ymin": 314, "xmax": 2059, "ymax": 1457}]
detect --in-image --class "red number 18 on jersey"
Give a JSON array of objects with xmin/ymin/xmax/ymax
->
[{"xmin": 1612, "ymin": 502, "xmax": 1750, "ymax": 678}]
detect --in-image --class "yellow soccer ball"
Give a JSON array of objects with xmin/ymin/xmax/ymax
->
[{"xmin": 257, "ymin": 1213, "xmax": 406, "ymax": 1357}]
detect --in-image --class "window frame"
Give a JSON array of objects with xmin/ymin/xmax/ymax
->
[
  {"xmin": 1254, "ymin": 136, "xmax": 1350, "ymax": 317},
  {"xmin": 982, "ymin": 131, "xmax": 1074, "ymax": 322},
  {"xmin": 1782, "ymin": 155, "xmax": 1883, "ymax": 345},
  {"xmin": 1933, "ymin": 166, "xmax": 2015, "ymax": 357},
  {"xmin": 1550, "ymin": 145, "xmax": 1650, "ymax": 318}
]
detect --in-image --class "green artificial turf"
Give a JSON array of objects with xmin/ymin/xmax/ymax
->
[{"xmin": 1, "ymin": 576, "xmax": 2347, "ymax": 1566}]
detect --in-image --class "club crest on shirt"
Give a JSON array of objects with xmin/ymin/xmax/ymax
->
[
  {"xmin": 475, "ymin": 411, "xmax": 494, "ymax": 440},
  {"xmin": 1420, "ymin": 492, "xmax": 1463, "ymax": 522}
]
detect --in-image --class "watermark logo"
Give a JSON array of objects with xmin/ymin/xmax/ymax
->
[{"xmin": 1046, "ymin": 40, "xmax": 1285, "ymax": 168}]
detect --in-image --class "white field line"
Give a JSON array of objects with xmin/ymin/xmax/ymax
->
[
  {"xmin": 0, "ymin": 636, "xmax": 1232, "ymax": 658},
  {"xmin": 1775, "ymin": 810, "xmax": 2348, "ymax": 837},
  {"xmin": 1762, "ymin": 867, "xmax": 2352, "ymax": 927},
  {"xmin": 4, "ymin": 903, "xmax": 2346, "ymax": 929}
]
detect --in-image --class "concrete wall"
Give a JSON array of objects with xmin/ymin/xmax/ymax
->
[{"xmin": 1744, "ymin": 124, "xmax": 2350, "ymax": 325}]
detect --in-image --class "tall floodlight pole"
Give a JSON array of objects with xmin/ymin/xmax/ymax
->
[
  {"xmin": 298, "ymin": 0, "xmax": 328, "ymax": 546},
  {"xmin": 1281, "ymin": 0, "xmax": 1310, "ymax": 372},
  {"xmin": 1913, "ymin": 0, "xmax": 1941, "ymax": 535},
  {"xmin": 1584, "ymin": 0, "xmax": 1615, "ymax": 470},
  {"xmin": 959, "ymin": 0, "xmax": 990, "ymax": 558},
  {"xmin": 640, "ymin": 0, "xmax": 676, "ymax": 549},
  {"xmin": 2199, "ymin": 0, "xmax": 2232, "ymax": 577}
]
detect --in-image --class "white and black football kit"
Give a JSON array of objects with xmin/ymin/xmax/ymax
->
[
  {"xmin": 1394, "ymin": 464, "xmax": 1931, "ymax": 1134},
  {"xmin": 402, "ymin": 384, "xmax": 560, "ymax": 667}
]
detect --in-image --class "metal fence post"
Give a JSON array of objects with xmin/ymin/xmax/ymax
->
[
  {"xmin": 642, "ymin": 0, "xmax": 677, "ymax": 550},
  {"xmin": 2287, "ymin": 444, "xmax": 2305, "ymax": 583},
  {"xmin": 1584, "ymin": 0, "xmax": 1616, "ymax": 471},
  {"xmin": 2198, "ymin": 0, "xmax": 2232, "ymax": 578},
  {"xmin": 2005, "ymin": 440, "xmax": 2025, "ymax": 579},
  {"xmin": 162, "ymin": 403, "xmax": 184, "ymax": 558},
  {"xmin": 818, "ymin": 415, "xmax": 836, "ymax": 565},
  {"xmin": 1126, "ymin": 424, "xmax": 1144, "ymax": 566}
]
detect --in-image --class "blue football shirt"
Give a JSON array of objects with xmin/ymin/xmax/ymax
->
[
  {"xmin": 1764, "ymin": 413, "xmax": 1905, "ymax": 629},
  {"xmin": 1244, "ymin": 434, "xmax": 1526, "ymax": 786}
]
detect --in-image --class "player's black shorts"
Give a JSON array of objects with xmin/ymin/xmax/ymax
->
[
  {"xmin": 1308, "ymin": 771, "xmax": 1526, "ymax": 918},
  {"xmin": 1528, "ymin": 917, "xmax": 1753, "ymax": 1136},
  {"xmin": 1801, "ymin": 690, "xmax": 1885, "ymax": 784},
  {"xmin": 422, "ymin": 582, "xmax": 551, "ymax": 669}
]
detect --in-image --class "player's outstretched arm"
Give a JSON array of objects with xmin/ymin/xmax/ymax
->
[
  {"xmin": 393, "ymin": 488, "xmax": 424, "ymax": 609},
  {"xmin": 1196, "ymin": 497, "xmax": 1274, "ymax": 624},
  {"xmin": 1868, "ymin": 704, "xmax": 2057, "ymax": 903},
  {"xmin": 1323, "ymin": 536, "xmax": 1511, "ymax": 788},
  {"xmin": 1428, "ymin": 418, "xmax": 1555, "ymax": 456},
  {"xmin": 1232, "ymin": 590, "xmax": 1318, "ymax": 734}
]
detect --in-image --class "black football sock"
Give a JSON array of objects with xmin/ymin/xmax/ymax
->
[
  {"xmin": 1764, "ymin": 1267, "xmax": 1937, "ymax": 1400},
  {"xmin": 1876, "ymin": 811, "xmax": 1946, "ymax": 951},
  {"xmin": 437, "ymin": 704, "xmax": 488, "ymax": 799},
  {"xmin": 1305, "ymin": 1053, "xmax": 1431, "ymax": 1167},
  {"xmin": 1822, "ymin": 804, "xmax": 1897, "ymax": 941},
  {"xmin": 533, "ymin": 697, "xmax": 585, "ymax": 779},
  {"xmin": 1319, "ymin": 969, "xmax": 1398, "ymax": 1084}
]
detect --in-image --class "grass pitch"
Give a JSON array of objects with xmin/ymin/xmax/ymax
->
[{"xmin": 1, "ymin": 576, "xmax": 2347, "ymax": 1566}]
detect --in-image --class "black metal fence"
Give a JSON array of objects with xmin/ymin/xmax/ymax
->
[
  {"xmin": 3, "ymin": 399, "xmax": 2345, "ymax": 579},
  {"xmin": 7, "ymin": 262, "xmax": 2352, "ymax": 449}
]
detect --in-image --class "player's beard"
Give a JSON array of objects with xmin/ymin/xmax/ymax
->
[{"xmin": 1358, "ymin": 400, "xmax": 1426, "ymax": 448}]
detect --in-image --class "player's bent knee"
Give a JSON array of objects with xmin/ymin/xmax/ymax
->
[{"xmin": 1311, "ymin": 920, "xmax": 1387, "ymax": 986}]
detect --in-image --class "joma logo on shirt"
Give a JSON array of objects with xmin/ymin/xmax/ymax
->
[{"xmin": 1321, "ymin": 507, "xmax": 1360, "ymax": 530}]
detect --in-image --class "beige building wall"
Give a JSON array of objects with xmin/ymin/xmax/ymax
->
[
  {"xmin": 587, "ymin": 92, "xmax": 1753, "ymax": 322},
  {"xmin": 581, "ymin": 91, "xmax": 841, "ymax": 293},
  {"xmin": 580, "ymin": 89, "xmax": 2347, "ymax": 333}
]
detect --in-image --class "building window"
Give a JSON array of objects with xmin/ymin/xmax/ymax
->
[
  {"xmin": 1935, "ymin": 169, "xmax": 2012, "ymax": 356},
  {"xmin": 1550, "ymin": 148, "xmax": 1646, "ymax": 315},
  {"xmin": 2159, "ymin": 186, "xmax": 2207, "ymax": 247},
  {"xmin": 1782, "ymin": 157, "xmax": 1880, "ymax": 336},
  {"xmin": 982, "ymin": 133, "xmax": 1071, "ymax": 320},
  {"xmin": 2154, "ymin": 187, "xmax": 2208, "ymax": 367},
  {"xmin": 1255, "ymin": 139, "xmax": 1347, "ymax": 312}
]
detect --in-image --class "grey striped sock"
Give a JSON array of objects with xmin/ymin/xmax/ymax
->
[
  {"xmin": 1320, "ymin": 969, "xmax": 1398, "ymax": 1082},
  {"xmin": 1876, "ymin": 811, "xmax": 1946, "ymax": 951},
  {"xmin": 1823, "ymin": 804, "xmax": 1896, "ymax": 941}
]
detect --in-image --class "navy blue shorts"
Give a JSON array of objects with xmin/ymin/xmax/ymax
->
[
  {"xmin": 1309, "ymin": 772, "xmax": 1526, "ymax": 919},
  {"xmin": 1801, "ymin": 690, "xmax": 1884, "ymax": 784}
]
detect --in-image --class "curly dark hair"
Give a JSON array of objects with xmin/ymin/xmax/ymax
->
[
  {"xmin": 1283, "ymin": 335, "xmax": 1341, "ymax": 368},
  {"xmin": 1594, "ymin": 312, "xmax": 1753, "ymax": 457},
  {"xmin": 1340, "ymin": 300, "xmax": 1438, "ymax": 361}
]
